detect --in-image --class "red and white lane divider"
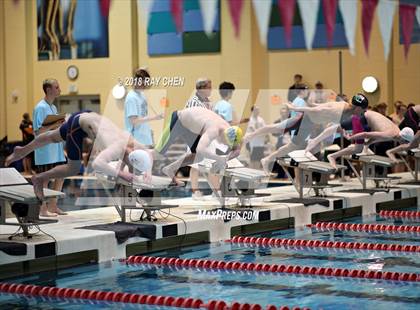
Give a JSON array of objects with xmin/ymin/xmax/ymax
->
[
  {"xmin": 310, "ymin": 222, "xmax": 420, "ymax": 233},
  {"xmin": 379, "ymin": 210, "xmax": 420, "ymax": 220},
  {"xmin": 0, "ymin": 282, "xmax": 306, "ymax": 310},
  {"xmin": 228, "ymin": 236, "xmax": 420, "ymax": 253},
  {"xmin": 124, "ymin": 255, "xmax": 420, "ymax": 283}
]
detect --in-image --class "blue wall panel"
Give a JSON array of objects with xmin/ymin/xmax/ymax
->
[
  {"xmin": 148, "ymin": 33, "xmax": 183, "ymax": 55},
  {"xmin": 183, "ymin": 10, "xmax": 220, "ymax": 32}
]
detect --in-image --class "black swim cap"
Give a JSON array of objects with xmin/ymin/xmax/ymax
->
[{"xmin": 351, "ymin": 93, "xmax": 369, "ymax": 109}]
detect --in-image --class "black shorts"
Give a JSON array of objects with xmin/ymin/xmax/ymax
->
[
  {"xmin": 400, "ymin": 107, "xmax": 419, "ymax": 132},
  {"xmin": 35, "ymin": 161, "xmax": 66, "ymax": 173},
  {"xmin": 155, "ymin": 111, "xmax": 201, "ymax": 154},
  {"xmin": 59, "ymin": 111, "xmax": 90, "ymax": 160},
  {"xmin": 250, "ymin": 147, "xmax": 265, "ymax": 161}
]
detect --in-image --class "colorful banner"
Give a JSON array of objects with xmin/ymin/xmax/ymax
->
[
  {"xmin": 252, "ymin": 0, "xmax": 272, "ymax": 45},
  {"xmin": 199, "ymin": 0, "xmax": 218, "ymax": 36},
  {"xmin": 278, "ymin": 0, "xmax": 296, "ymax": 47},
  {"xmin": 322, "ymin": 0, "xmax": 338, "ymax": 47},
  {"xmin": 99, "ymin": 0, "xmax": 111, "ymax": 18},
  {"xmin": 338, "ymin": 0, "xmax": 357, "ymax": 55},
  {"xmin": 377, "ymin": 0, "xmax": 396, "ymax": 60},
  {"xmin": 228, "ymin": 0, "xmax": 244, "ymax": 37},
  {"xmin": 137, "ymin": 0, "xmax": 154, "ymax": 28},
  {"xmin": 170, "ymin": 0, "xmax": 183, "ymax": 33},
  {"xmin": 361, "ymin": 0, "xmax": 379, "ymax": 55},
  {"xmin": 400, "ymin": 4, "xmax": 416, "ymax": 59},
  {"xmin": 297, "ymin": 0, "xmax": 320, "ymax": 50}
]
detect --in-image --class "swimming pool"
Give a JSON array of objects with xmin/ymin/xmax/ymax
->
[{"xmin": 1, "ymin": 212, "xmax": 419, "ymax": 309}]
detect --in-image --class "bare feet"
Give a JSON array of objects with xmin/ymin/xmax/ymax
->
[
  {"xmin": 40, "ymin": 205, "xmax": 57, "ymax": 217},
  {"xmin": 327, "ymin": 154, "xmax": 337, "ymax": 170},
  {"xmin": 5, "ymin": 146, "xmax": 25, "ymax": 166},
  {"xmin": 31, "ymin": 175, "xmax": 45, "ymax": 201},
  {"xmin": 53, "ymin": 208, "xmax": 68, "ymax": 215},
  {"xmin": 39, "ymin": 211, "xmax": 57, "ymax": 217}
]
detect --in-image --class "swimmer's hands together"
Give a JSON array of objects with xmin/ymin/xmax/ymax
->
[
  {"xmin": 386, "ymin": 150, "xmax": 399, "ymax": 163},
  {"xmin": 118, "ymin": 170, "xmax": 134, "ymax": 183},
  {"xmin": 142, "ymin": 171, "xmax": 152, "ymax": 184}
]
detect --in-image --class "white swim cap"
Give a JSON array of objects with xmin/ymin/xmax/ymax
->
[
  {"xmin": 128, "ymin": 150, "xmax": 152, "ymax": 172},
  {"xmin": 399, "ymin": 127, "xmax": 414, "ymax": 143}
]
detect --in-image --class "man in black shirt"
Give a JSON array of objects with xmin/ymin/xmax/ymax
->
[{"xmin": 287, "ymin": 74, "xmax": 304, "ymax": 102}]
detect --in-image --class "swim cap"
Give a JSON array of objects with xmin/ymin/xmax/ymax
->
[
  {"xmin": 399, "ymin": 127, "xmax": 414, "ymax": 143},
  {"xmin": 128, "ymin": 150, "xmax": 152, "ymax": 172},
  {"xmin": 351, "ymin": 93, "xmax": 369, "ymax": 109},
  {"xmin": 224, "ymin": 126, "xmax": 243, "ymax": 147}
]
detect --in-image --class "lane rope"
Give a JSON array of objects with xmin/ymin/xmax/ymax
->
[
  {"xmin": 124, "ymin": 255, "xmax": 420, "ymax": 283},
  {"xmin": 0, "ymin": 282, "xmax": 307, "ymax": 310},
  {"xmin": 228, "ymin": 236, "xmax": 420, "ymax": 253}
]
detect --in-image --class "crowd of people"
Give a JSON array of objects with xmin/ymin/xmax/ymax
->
[{"xmin": 7, "ymin": 70, "xmax": 419, "ymax": 217}]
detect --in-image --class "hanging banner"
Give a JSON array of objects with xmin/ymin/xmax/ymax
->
[
  {"xmin": 297, "ymin": 0, "xmax": 320, "ymax": 50},
  {"xmin": 252, "ymin": 0, "xmax": 272, "ymax": 45},
  {"xmin": 137, "ymin": 0, "xmax": 154, "ymax": 28},
  {"xmin": 338, "ymin": 0, "xmax": 357, "ymax": 55},
  {"xmin": 377, "ymin": 0, "xmax": 396, "ymax": 60},
  {"xmin": 99, "ymin": 0, "xmax": 111, "ymax": 18},
  {"xmin": 361, "ymin": 0, "xmax": 378, "ymax": 55},
  {"xmin": 322, "ymin": 0, "xmax": 338, "ymax": 47},
  {"xmin": 199, "ymin": 0, "xmax": 218, "ymax": 36},
  {"xmin": 400, "ymin": 4, "xmax": 416, "ymax": 59},
  {"xmin": 228, "ymin": 0, "xmax": 244, "ymax": 37},
  {"xmin": 278, "ymin": 0, "xmax": 296, "ymax": 47},
  {"xmin": 170, "ymin": 0, "xmax": 183, "ymax": 33}
]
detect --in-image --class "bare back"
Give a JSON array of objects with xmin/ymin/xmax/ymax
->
[
  {"xmin": 79, "ymin": 112, "xmax": 131, "ymax": 151},
  {"xmin": 303, "ymin": 102, "xmax": 351, "ymax": 124},
  {"xmin": 178, "ymin": 107, "xmax": 229, "ymax": 139},
  {"xmin": 365, "ymin": 110, "xmax": 399, "ymax": 135}
]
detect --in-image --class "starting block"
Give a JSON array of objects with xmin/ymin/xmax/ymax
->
[
  {"xmin": 278, "ymin": 150, "xmax": 345, "ymax": 199},
  {"xmin": 345, "ymin": 153, "xmax": 399, "ymax": 189},
  {"xmin": 398, "ymin": 148, "xmax": 420, "ymax": 182},
  {"xmin": 96, "ymin": 173, "xmax": 178, "ymax": 222},
  {"xmin": 0, "ymin": 168, "xmax": 64, "ymax": 238},
  {"xmin": 195, "ymin": 159, "xmax": 270, "ymax": 207}
]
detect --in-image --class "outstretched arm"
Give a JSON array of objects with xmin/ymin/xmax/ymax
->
[
  {"xmin": 386, "ymin": 144, "xmax": 409, "ymax": 162},
  {"xmin": 92, "ymin": 144, "xmax": 133, "ymax": 181},
  {"xmin": 350, "ymin": 131, "xmax": 394, "ymax": 143},
  {"xmin": 408, "ymin": 131, "xmax": 420, "ymax": 149}
]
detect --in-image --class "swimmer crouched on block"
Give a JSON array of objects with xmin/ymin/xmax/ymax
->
[
  {"xmin": 154, "ymin": 107, "xmax": 243, "ymax": 186},
  {"xmin": 6, "ymin": 111, "xmax": 153, "ymax": 201}
]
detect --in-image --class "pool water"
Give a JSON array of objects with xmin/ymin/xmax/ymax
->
[{"xmin": 1, "ymin": 212, "xmax": 419, "ymax": 309}]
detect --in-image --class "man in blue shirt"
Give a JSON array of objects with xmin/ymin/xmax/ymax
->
[
  {"xmin": 124, "ymin": 68, "xmax": 163, "ymax": 146},
  {"xmin": 33, "ymin": 79, "xmax": 66, "ymax": 217}
]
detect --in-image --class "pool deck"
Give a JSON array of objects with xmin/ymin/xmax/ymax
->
[{"xmin": 0, "ymin": 172, "xmax": 419, "ymax": 278}]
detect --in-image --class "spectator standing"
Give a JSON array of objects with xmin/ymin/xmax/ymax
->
[
  {"xmin": 33, "ymin": 78, "xmax": 66, "ymax": 217},
  {"xmin": 19, "ymin": 113, "xmax": 35, "ymax": 175},
  {"xmin": 124, "ymin": 68, "xmax": 163, "ymax": 147},
  {"xmin": 287, "ymin": 74, "xmax": 304, "ymax": 102}
]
